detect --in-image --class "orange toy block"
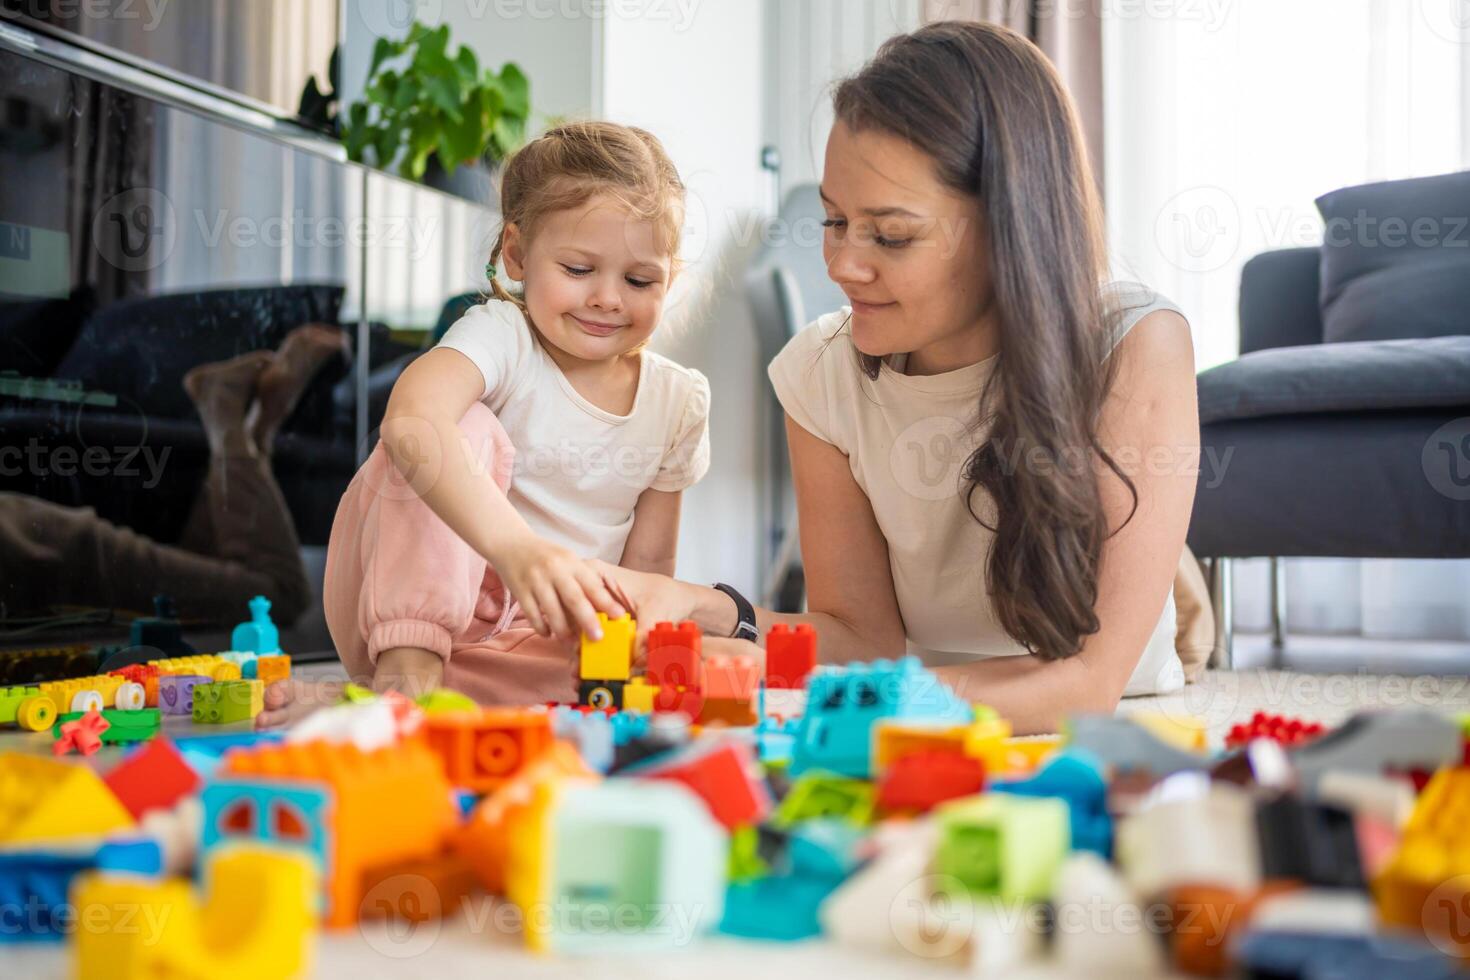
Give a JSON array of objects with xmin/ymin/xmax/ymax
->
[
  {"xmin": 256, "ymin": 655, "xmax": 292, "ymax": 687},
  {"xmin": 420, "ymin": 708, "xmax": 555, "ymax": 791},
  {"xmin": 455, "ymin": 741, "xmax": 597, "ymax": 894},
  {"xmin": 698, "ymin": 697, "xmax": 759, "ymax": 727},
  {"xmin": 872, "ymin": 720, "xmax": 973, "ymax": 775},
  {"xmin": 359, "ymin": 852, "xmax": 480, "ymax": 924},
  {"xmin": 218, "ymin": 739, "xmax": 457, "ymax": 928},
  {"xmin": 705, "ymin": 654, "xmax": 761, "ymax": 701}
]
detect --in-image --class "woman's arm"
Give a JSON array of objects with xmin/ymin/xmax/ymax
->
[
  {"xmin": 931, "ymin": 310, "xmax": 1200, "ymax": 732},
  {"xmin": 619, "ymin": 488, "xmax": 683, "ymax": 577},
  {"xmin": 594, "ymin": 413, "xmax": 908, "ymax": 662}
]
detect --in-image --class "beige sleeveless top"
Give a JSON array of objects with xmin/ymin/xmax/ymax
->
[{"xmin": 767, "ymin": 281, "xmax": 1187, "ymax": 696}]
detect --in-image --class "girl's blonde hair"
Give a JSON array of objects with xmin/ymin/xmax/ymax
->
[{"xmin": 486, "ymin": 120, "xmax": 686, "ymax": 311}]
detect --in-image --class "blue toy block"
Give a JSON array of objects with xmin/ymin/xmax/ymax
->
[
  {"xmin": 1233, "ymin": 930, "xmax": 1460, "ymax": 980},
  {"xmin": 0, "ymin": 838, "xmax": 162, "ymax": 942},
  {"xmin": 608, "ymin": 710, "xmax": 650, "ymax": 746},
  {"xmin": 549, "ymin": 706, "xmax": 615, "ymax": 773},
  {"xmin": 230, "ymin": 595, "xmax": 281, "ymax": 656},
  {"xmin": 790, "ymin": 656, "xmax": 972, "ymax": 778},
  {"xmin": 200, "ymin": 780, "xmax": 332, "ymax": 914},
  {"xmin": 172, "ymin": 730, "xmax": 284, "ymax": 777},
  {"xmin": 991, "ymin": 749, "xmax": 1113, "ymax": 857},
  {"xmin": 718, "ymin": 819, "xmax": 864, "ymax": 941}
]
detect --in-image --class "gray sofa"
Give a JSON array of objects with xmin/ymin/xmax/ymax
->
[{"xmin": 1188, "ymin": 170, "xmax": 1470, "ymax": 666}]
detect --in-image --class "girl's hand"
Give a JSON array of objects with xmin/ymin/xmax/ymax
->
[
  {"xmin": 497, "ymin": 535, "xmax": 627, "ymax": 640},
  {"xmin": 587, "ymin": 560, "xmax": 699, "ymax": 659}
]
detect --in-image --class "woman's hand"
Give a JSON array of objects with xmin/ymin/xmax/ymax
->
[{"xmin": 495, "ymin": 534, "xmax": 627, "ymax": 640}]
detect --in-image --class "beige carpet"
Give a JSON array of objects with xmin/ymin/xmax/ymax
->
[{"xmin": 1118, "ymin": 668, "xmax": 1470, "ymax": 748}]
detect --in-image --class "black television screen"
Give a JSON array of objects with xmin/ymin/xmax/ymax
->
[{"xmin": 0, "ymin": 0, "xmax": 339, "ymax": 122}]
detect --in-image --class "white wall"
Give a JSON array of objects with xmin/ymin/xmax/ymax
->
[{"xmin": 600, "ymin": 2, "xmax": 768, "ymax": 593}]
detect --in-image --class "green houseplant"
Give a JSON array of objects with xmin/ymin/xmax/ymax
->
[{"xmin": 341, "ymin": 21, "xmax": 529, "ymax": 184}]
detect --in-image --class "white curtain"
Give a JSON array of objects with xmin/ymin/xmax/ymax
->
[{"xmin": 1104, "ymin": 0, "xmax": 1470, "ymax": 643}]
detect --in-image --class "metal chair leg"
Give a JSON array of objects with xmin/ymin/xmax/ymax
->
[
  {"xmin": 1208, "ymin": 556, "xmax": 1234, "ymax": 670},
  {"xmin": 1269, "ymin": 556, "xmax": 1287, "ymax": 650}
]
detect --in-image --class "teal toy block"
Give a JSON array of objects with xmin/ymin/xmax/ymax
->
[
  {"xmin": 773, "ymin": 771, "xmax": 875, "ymax": 827},
  {"xmin": 991, "ymin": 750, "xmax": 1112, "ymax": 857},
  {"xmin": 230, "ymin": 595, "xmax": 281, "ymax": 655},
  {"xmin": 719, "ymin": 819, "xmax": 864, "ymax": 941},
  {"xmin": 934, "ymin": 793, "xmax": 1070, "ymax": 902},
  {"xmin": 791, "ymin": 656, "xmax": 972, "ymax": 778}
]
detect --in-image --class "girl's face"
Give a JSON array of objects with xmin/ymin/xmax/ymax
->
[
  {"xmin": 820, "ymin": 120, "xmax": 992, "ymax": 371},
  {"xmin": 501, "ymin": 194, "xmax": 673, "ymax": 364}
]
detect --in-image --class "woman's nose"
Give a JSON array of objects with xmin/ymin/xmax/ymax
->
[{"xmin": 826, "ymin": 241, "xmax": 876, "ymax": 286}]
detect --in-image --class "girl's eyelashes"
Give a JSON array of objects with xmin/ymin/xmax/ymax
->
[
  {"xmin": 561, "ymin": 264, "xmax": 593, "ymax": 277},
  {"xmin": 559, "ymin": 263, "xmax": 658, "ymax": 288}
]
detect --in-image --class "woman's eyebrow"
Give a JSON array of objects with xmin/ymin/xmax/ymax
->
[{"xmin": 818, "ymin": 186, "xmax": 922, "ymax": 218}]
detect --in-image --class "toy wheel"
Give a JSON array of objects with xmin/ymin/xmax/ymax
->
[
  {"xmin": 114, "ymin": 681, "xmax": 146, "ymax": 711},
  {"xmin": 70, "ymin": 690, "xmax": 104, "ymax": 714},
  {"xmin": 585, "ymin": 686, "xmax": 616, "ymax": 710},
  {"xmin": 17, "ymin": 697, "xmax": 55, "ymax": 732}
]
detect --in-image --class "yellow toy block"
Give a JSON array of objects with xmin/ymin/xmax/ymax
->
[
  {"xmin": 872, "ymin": 720, "xmax": 973, "ymax": 774},
  {"xmin": 579, "ymin": 613, "xmax": 636, "ymax": 682},
  {"xmin": 623, "ymin": 677, "xmax": 658, "ymax": 714},
  {"xmin": 72, "ymin": 844, "xmax": 317, "ymax": 979},
  {"xmin": 0, "ymin": 752, "xmax": 134, "ymax": 844},
  {"xmin": 1374, "ymin": 766, "xmax": 1470, "ymax": 953},
  {"xmin": 1129, "ymin": 712, "xmax": 1210, "ymax": 752},
  {"xmin": 150, "ymin": 654, "xmax": 238, "ymax": 681}
]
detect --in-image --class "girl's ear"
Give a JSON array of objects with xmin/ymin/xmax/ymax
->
[{"xmin": 501, "ymin": 222, "xmax": 527, "ymax": 281}]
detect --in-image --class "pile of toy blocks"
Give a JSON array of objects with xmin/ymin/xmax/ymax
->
[{"xmin": 4, "ymin": 614, "xmax": 1470, "ymax": 979}]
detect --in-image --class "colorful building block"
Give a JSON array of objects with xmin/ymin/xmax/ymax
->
[
  {"xmin": 0, "ymin": 752, "xmax": 135, "ymax": 844},
  {"xmin": 72, "ymin": 844, "xmax": 315, "ymax": 978},
  {"xmin": 578, "ymin": 677, "xmax": 625, "ymax": 709},
  {"xmin": 934, "ymin": 793, "xmax": 1070, "ymax": 902},
  {"xmin": 992, "ymin": 750, "xmax": 1112, "ymax": 856},
  {"xmin": 0, "ymin": 839, "xmax": 161, "ymax": 943},
  {"xmin": 791, "ymin": 656, "xmax": 972, "ymax": 778},
  {"xmin": 1255, "ymin": 794, "xmax": 1364, "ymax": 888},
  {"xmin": 775, "ymin": 771, "xmax": 876, "ymax": 827},
  {"xmin": 1065, "ymin": 714, "xmax": 1215, "ymax": 776},
  {"xmin": 106, "ymin": 664, "xmax": 160, "ymax": 707},
  {"xmin": 455, "ymin": 740, "xmax": 598, "ymax": 894},
  {"xmin": 158, "ymin": 673, "xmax": 209, "ymax": 715},
  {"xmin": 52, "ymin": 708, "xmax": 160, "ymax": 746},
  {"xmin": 150, "ymin": 653, "xmax": 239, "ymax": 681},
  {"xmin": 231, "ymin": 593, "xmax": 282, "ymax": 655},
  {"xmin": 256, "ymin": 654, "xmax": 292, "ymax": 687},
  {"xmin": 192, "ymin": 679, "xmax": 264, "ymax": 724},
  {"xmin": 0, "ymin": 685, "xmax": 57, "ymax": 731},
  {"xmin": 648, "ymin": 620, "xmax": 705, "ymax": 717},
  {"xmin": 580, "ymin": 612, "xmax": 636, "ymax": 682},
  {"xmin": 699, "ymin": 696, "xmax": 759, "ymax": 727},
  {"xmin": 207, "ymin": 739, "xmax": 457, "ymax": 927},
  {"xmin": 1373, "ymin": 765, "xmax": 1470, "ymax": 952},
  {"xmin": 1226, "ymin": 711, "xmax": 1328, "ymax": 749},
  {"xmin": 764, "ymin": 623, "xmax": 817, "ymax": 689},
  {"xmin": 102, "ymin": 738, "xmax": 202, "ymax": 820},
  {"xmin": 622, "ymin": 676, "xmax": 658, "ymax": 714},
  {"xmin": 420, "ymin": 707, "xmax": 554, "ymax": 791},
  {"xmin": 704, "ymin": 654, "xmax": 761, "ymax": 701},
  {"xmin": 876, "ymin": 749, "xmax": 985, "ymax": 814},
  {"xmin": 1291, "ymin": 710, "xmax": 1462, "ymax": 793},
  {"xmin": 1116, "ymin": 782, "xmax": 1260, "ymax": 897},
  {"xmin": 52, "ymin": 709, "xmax": 109, "ymax": 755},
  {"xmin": 720, "ymin": 820, "xmax": 865, "ymax": 941},
  {"xmin": 632, "ymin": 739, "xmax": 772, "ymax": 830},
  {"xmin": 507, "ymin": 779, "xmax": 726, "ymax": 952}
]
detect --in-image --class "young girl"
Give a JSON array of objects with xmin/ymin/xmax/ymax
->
[{"xmin": 260, "ymin": 121, "xmax": 709, "ymax": 723}]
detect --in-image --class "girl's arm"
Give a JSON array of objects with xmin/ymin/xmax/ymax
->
[
  {"xmin": 619, "ymin": 488, "xmax": 683, "ymax": 577},
  {"xmin": 382, "ymin": 348, "xmax": 624, "ymax": 640}
]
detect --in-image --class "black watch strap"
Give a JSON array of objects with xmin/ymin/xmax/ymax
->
[{"xmin": 712, "ymin": 582, "xmax": 760, "ymax": 642}]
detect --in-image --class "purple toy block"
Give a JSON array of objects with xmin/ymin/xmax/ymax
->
[{"xmin": 158, "ymin": 674, "xmax": 210, "ymax": 716}]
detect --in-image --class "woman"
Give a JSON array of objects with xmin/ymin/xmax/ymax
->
[{"xmin": 596, "ymin": 21, "xmax": 1200, "ymax": 734}]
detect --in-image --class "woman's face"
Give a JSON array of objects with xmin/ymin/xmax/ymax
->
[{"xmin": 820, "ymin": 120, "xmax": 992, "ymax": 370}]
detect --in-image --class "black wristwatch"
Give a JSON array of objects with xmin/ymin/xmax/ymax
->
[{"xmin": 713, "ymin": 582, "xmax": 760, "ymax": 642}]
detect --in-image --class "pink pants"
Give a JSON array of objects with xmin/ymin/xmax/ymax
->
[{"xmin": 323, "ymin": 403, "xmax": 576, "ymax": 705}]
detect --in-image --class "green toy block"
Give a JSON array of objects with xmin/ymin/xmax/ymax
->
[
  {"xmin": 727, "ymin": 825, "xmax": 769, "ymax": 883},
  {"xmin": 52, "ymin": 709, "xmax": 161, "ymax": 744},
  {"xmin": 934, "ymin": 793, "xmax": 1070, "ymax": 902},
  {"xmin": 773, "ymin": 771, "xmax": 875, "ymax": 828},
  {"xmin": 192, "ymin": 680, "xmax": 264, "ymax": 724}
]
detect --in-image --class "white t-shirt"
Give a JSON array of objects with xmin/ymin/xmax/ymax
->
[
  {"xmin": 767, "ymin": 282, "xmax": 1187, "ymax": 696},
  {"xmin": 437, "ymin": 299, "xmax": 711, "ymax": 565}
]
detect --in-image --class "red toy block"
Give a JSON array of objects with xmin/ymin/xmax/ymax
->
[
  {"xmin": 639, "ymin": 740, "xmax": 771, "ymax": 830},
  {"xmin": 765, "ymin": 623, "xmax": 817, "ymax": 689},
  {"xmin": 420, "ymin": 708, "xmax": 554, "ymax": 791},
  {"xmin": 102, "ymin": 737, "xmax": 202, "ymax": 819},
  {"xmin": 876, "ymin": 749, "xmax": 985, "ymax": 814},
  {"xmin": 1225, "ymin": 711, "xmax": 1326, "ymax": 750},
  {"xmin": 704, "ymin": 655, "xmax": 761, "ymax": 701},
  {"xmin": 654, "ymin": 684, "xmax": 706, "ymax": 719},
  {"xmin": 53, "ymin": 710, "xmax": 110, "ymax": 756},
  {"xmin": 109, "ymin": 664, "xmax": 160, "ymax": 707},
  {"xmin": 648, "ymin": 622, "xmax": 704, "ymax": 687}
]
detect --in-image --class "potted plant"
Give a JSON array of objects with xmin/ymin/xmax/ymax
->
[{"xmin": 339, "ymin": 21, "xmax": 529, "ymax": 199}]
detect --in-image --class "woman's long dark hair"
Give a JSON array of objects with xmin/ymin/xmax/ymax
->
[{"xmin": 833, "ymin": 21, "xmax": 1137, "ymax": 661}]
